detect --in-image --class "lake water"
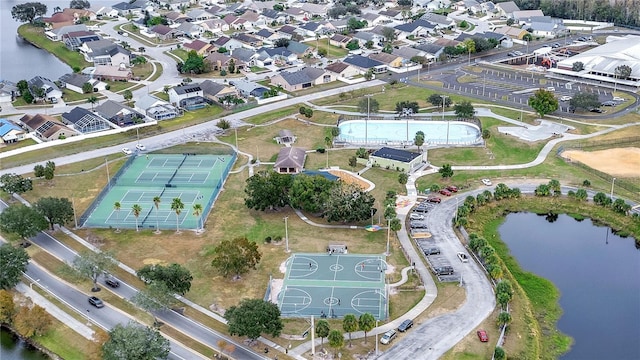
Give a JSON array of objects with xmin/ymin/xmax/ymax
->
[
  {"xmin": 1, "ymin": 327, "xmax": 49, "ymax": 360},
  {"xmin": 0, "ymin": 0, "xmax": 114, "ymax": 82},
  {"xmin": 498, "ymin": 213, "xmax": 640, "ymax": 360}
]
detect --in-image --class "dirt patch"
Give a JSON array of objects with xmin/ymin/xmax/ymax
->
[
  {"xmin": 328, "ymin": 169, "xmax": 372, "ymax": 190},
  {"xmin": 561, "ymin": 147, "xmax": 640, "ymax": 178}
]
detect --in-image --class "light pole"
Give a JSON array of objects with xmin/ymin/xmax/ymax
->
[
  {"xmin": 441, "ymin": 95, "xmax": 449, "ymax": 144},
  {"xmin": 610, "ymin": 177, "xmax": 616, "ymax": 199},
  {"xmin": 234, "ymin": 127, "xmax": 238, "ymax": 149},
  {"xmin": 386, "ymin": 218, "xmax": 391, "ymax": 256},
  {"xmin": 105, "ymin": 157, "xmax": 110, "ymax": 189},
  {"xmin": 284, "ymin": 216, "xmax": 290, "ymax": 252},
  {"xmin": 365, "ymin": 94, "xmax": 373, "ymax": 146},
  {"xmin": 371, "ymin": 207, "xmax": 374, "ymax": 226},
  {"xmin": 482, "ymin": 73, "xmax": 486, "ymax": 97},
  {"xmin": 375, "ymin": 319, "xmax": 379, "ymax": 355}
]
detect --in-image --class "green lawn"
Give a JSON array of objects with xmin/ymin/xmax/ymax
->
[
  {"xmin": 170, "ymin": 48, "xmax": 190, "ymax": 62},
  {"xmin": 18, "ymin": 25, "xmax": 91, "ymax": 70},
  {"xmin": 303, "ymin": 38, "xmax": 349, "ymax": 58},
  {"xmin": 243, "ymin": 105, "xmax": 300, "ymax": 125},
  {"xmin": 0, "ymin": 138, "xmax": 38, "ymax": 153}
]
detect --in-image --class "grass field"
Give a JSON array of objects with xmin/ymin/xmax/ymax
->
[
  {"xmin": 18, "ymin": 25, "xmax": 91, "ymax": 70},
  {"xmin": 303, "ymin": 38, "xmax": 349, "ymax": 58}
]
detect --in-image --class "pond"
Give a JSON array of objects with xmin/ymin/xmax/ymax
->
[
  {"xmin": 1, "ymin": 327, "xmax": 49, "ymax": 360},
  {"xmin": 498, "ymin": 213, "xmax": 640, "ymax": 359}
]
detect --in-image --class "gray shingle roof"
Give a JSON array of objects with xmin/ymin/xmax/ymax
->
[
  {"xmin": 59, "ymin": 73, "xmax": 91, "ymax": 88},
  {"xmin": 343, "ymin": 55, "xmax": 384, "ymax": 69},
  {"xmin": 279, "ymin": 67, "xmax": 325, "ymax": 85},
  {"xmin": 372, "ymin": 147, "xmax": 421, "ymax": 163}
]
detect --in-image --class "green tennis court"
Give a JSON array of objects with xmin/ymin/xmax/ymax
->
[
  {"xmin": 278, "ymin": 253, "xmax": 388, "ymax": 320},
  {"xmin": 80, "ymin": 153, "xmax": 235, "ymax": 230}
]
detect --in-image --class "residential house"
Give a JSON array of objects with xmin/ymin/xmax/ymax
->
[
  {"xmin": 0, "ymin": 120, "xmax": 26, "ymax": 143},
  {"xmin": 326, "ymin": 18, "xmax": 349, "ymax": 33},
  {"xmin": 165, "ymin": 11, "xmax": 190, "ymax": 24},
  {"xmin": 298, "ymin": 3, "xmax": 328, "ymax": 19},
  {"xmin": 274, "ymin": 147, "xmax": 306, "ymax": 174},
  {"xmin": 361, "ymin": 12, "xmax": 388, "ymax": 26},
  {"xmin": 274, "ymin": 129, "xmax": 296, "ymax": 145},
  {"xmin": 298, "ymin": 22, "xmax": 324, "ymax": 37},
  {"xmin": 529, "ymin": 18, "xmax": 568, "ymax": 38},
  {"xmin": 62, "ymin": 31, "xmax": 101, "ymax": 50},
  {"xmin": 494, "ymin": 25, "xmax": 529, "ymax": 40},
  {"xmin": 343, "ymin": 55, "xmax": 387, "ymax": 73},
  {"xmin": 277, "ymin": 25, "xmax": 298, "ymax": 39},
  {"xmin": 370, "ymin": 147, "xmax": 424, "ymax": 173},
  {"xmin": 199, "ymin": 18, "xmax": 229, "ymax": 33},
  {"xmin": 27, "ymin": 76, "xmax": 62, "ymax": 103},
  {"xmin": 495, "ymin": 1, "xmax": 520, "ymax": 18},
  {"xmin": 256, "ymin": 47, "xmax": 296, "ymax": 66},
  {"xmin": 42, "ymin": 8, "xmax": 96, "ymax": 29},
  {"xmin": 233, "ymin": 33, "xmax": 262, "ymax": 49},
  {"xmin": 95, "ymin": 100, "xmax": 144, "ymax": 126},
  {"xmin": 284, "ymin": 7, "xmax": 306, "ymax": 22},
  {"xmin": 80, "ymin": 40, "xmax": 131, "ymax": 66},
  {"xmin": 369, "ymin": 52, "xmax": 404, "ymax": 68},
  {"xmin": 230, "ymin": 79, "xmax": 270, "ymax": 98},
  {"xmin": 212, "ymin": 36, "xmax": 244, "ymax": 52},
  {"xmin": 231, "ymin": 48, "xmax": 258, "ymax": 66},
  {"xmin": 395, "ymin": 20, "xmax": 436, "ymax": 40},
  {"xmin": 425, "ymin": 0, "xmax": 452, "ymax": 11},
  {"xmin": 204, "ymin": 5, "xmax": 223, "ymax": 16},
  {"xmin": 413, "ymin": 43, "xmax": 443, "ymax": 60},
  {"xmin": 460, "ymin": 0, "xmax": 482, "ymax": 14},
  {"xmin": 93, "ymin": 65, "xmax": 132, "ymax": 81},
  {"xmin": 150, "ymin": 25, "xmax": 179, "ymax": 41},
  {"xmin": 481, "ymin": 2, "xmax": 496, "ymax": 13},
  {"xmin": 187, "ymin": 8, "xmax": 215, "ymax": 22},
  {"xmin": 420, "ymin": 13, "xmax": 456, "ymax": 29},
  {"xmin": 330, "ymin": 34, "xmax": 352, "ymax": 48},
  {"xmin": 19, "ymin": 114, "xmax": 76, "ymax": 141},
  {"xmin": 286, "ymin": 41, "xmax": 311, "ymax": 57},
  {"xmin": 61, "ymin": 107, "xmax": 111, "ymax": 133},
  {"xmin": 199, "ymin": 80, "xmax": 237, "ymax": 102},
  {"xmin": 325, "ymin": 62, "xmax": 361, "ymax": 78},
  {"xmin": 456, "ymin": 31, "xmax": 507, "ymax": 44},
  {"xmin": 58, "ymin": 73, "xmax": 97, "ymax": 94},
  {"xmin": 353, "ymin": 32, "xmax": 382, "ymax": 47},
  {"xmin": 176, "ymin": 22, "xmax": 203, "ymax": 39},
  {"xmin": 270, "ymin": 67, "xmax": 333, "ymax": 91},
  {"xmin": 223, "ymin": 14, "xmax": 246, "ymax": 30},
  {"xmin": 239, "ymin": 11, "xmax": 265, "ymax": 29},
  {"xmin": 0, "ymin": 81, "xmax": 19, "ymax": 103},
  {"xmin": 261, "ymin": 9, "xmax": 287, "ymax": 25},
  {"xmin": 393, "ymin": 47, "xmax": 428, "ymax": 62},
  {"xmin": 433, "ymin": 38, "xmax": 461, "ymax": 48},
  {"xmin": 379, "ymin": 9, "xmax": 403, "ymax": 21},
  {"xmin": 513, "ymin": 10, "xmax": 546, "ymax": 24},
  {"xmin": 112, "ymin": 2, "xmax": 143, "ymax": 16},
  {"xmin": 135, "ymin": 94, "xmax": 180, "ymax": 120},
  {"xmin": 45, "ymin": 24, "xmax": 88, "ymax": 41},
  {"xmin": 168, "ymin": 84, "xmax": 208, "ymax": 110},
  {"xmin": 91, "ymin": 5, "xmax": 118, "ymax": 18},
  {"xmin": 158, "ymin": 0, "xmax": 196, "ymax": 11},
  {"xmin": 206, "ymin": 52, "xmax": 244, "ymax": 71},
  {"xmin": 184, "ymin": 40, "xmax": 214, "ymax": 55},
  {"xmin": 254, "ymin": 29, "xmax": 278, "ymax": 42}
]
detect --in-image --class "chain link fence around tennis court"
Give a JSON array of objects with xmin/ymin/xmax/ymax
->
[{"xmin": 556, "ymin": 137, "xmax": 640, "ymax": 195}]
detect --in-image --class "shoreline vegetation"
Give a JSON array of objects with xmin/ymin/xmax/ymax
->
[{"xmin": 464, "ymin": 194, "xmax": 639, "ymax": 359}]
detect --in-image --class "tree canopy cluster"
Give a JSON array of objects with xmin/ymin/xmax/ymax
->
[
  {"xmin": 528, "ymin": 89, "xmax": 558, "ymax": 118},
  {"xmin": 177, "ymin": 51, "xmax": 210, "ymax": 74},
  {"xmin": 211, "ymin": 236, "xmax": 261, "ymax": 279},
  {"xmin": 11, "ymin": 2, "xmax": 47, "ymax": 24},
  {"xmin": 244, "ymin": 171, "xmax": 376, "ymax": 223},
  {"xmin": 0, "ymin": 173, "xmax": 33, "ymax": 194},
  {"xmin": 137, "ymin": 263, "xmax": 193, "ymax": 295},
  {"xmin": 537, "ymin": 0, "xmax": 640, "ymax": 28},
  {"xmin": 224, "ymin": 299, "xmax": 283, "ymax": 340},
  {"xmin": 0, "ymin": 244, "xmax": 30, "ymax": 290},
  {"xmin": 102, "ymin": 322, "xmax": 170, "ymax": 360}
]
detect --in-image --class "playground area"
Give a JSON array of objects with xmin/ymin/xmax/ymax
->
[
  {"xmin": 80, "ymin": 153, "xmax": 235, "ymax": 230},
  {"xmin": 276, "ymin": 253, "xmax": 388, "ymax": 320}
]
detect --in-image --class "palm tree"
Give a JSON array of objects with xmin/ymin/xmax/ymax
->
[
  {"xmin": 153, "ymin": 196, "xmax": 161, "ymax": 234},
  {"xmin": 132, "ymin": 204, "xmax": 142, "ymax": 231},
  {"xmin": 192, "ymin": 203, "xmax": 203, "ymax": 233},
  {"xmin": 87, "ymin": 96, "xmax": 98, "ymax": 110},
  {"xmin": 171, "ymin": 198, "xmax": 184, "ymax": 233},
  {"xmin": 114, "ymin": 201, "xmax": 121, "ymax": 233}
]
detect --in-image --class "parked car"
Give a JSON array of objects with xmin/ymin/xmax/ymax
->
[
  {"xmin": 439, "ymin": 189, "xmax": 452, "ymax": 196},
  {"xmin": 513, "ymin": 50, "xmax": 524, "ymax": 56},
  {"xmin": 507, "ymin": 52, "xmax": 516, "ymax": 57},
  {"xmin": 413, "ymin": 206, "xmax": 429, "ymax": 213},
  {"xmin": 398, "ymin": 319, "xmax": 414, "ymax": 332},
  {"xmin": 434, "ymin": 266, "xmax": 454, "ymax": 275},
  {"xmin": 551, "ymin": 42, "xmax": 561, "ymax": 48},
  {"xmin": 424, "ymin": 247, "xmax": 440, "ymax": 255},
  {"xmin": 88, "ymin": 296, "xmax": 104, "ymax": 308},
  {"xmin": 477, "ymin": 329, "xmax": 489, "ymax": 342},
  {"xmin": 612, "ymin": 96, "xmax": 625, "ymax": 102},
  {"xmin": 559, "ymin": 95, "xmax": 572, "ymax": 102},
  {"xmin": 426, "ymin": 197, "xmax": 441, "ymax": 203},
  {"xmin": 380, "ymin": 330, "xmax": 397, "ymax": 344},
  {"xmin": 410, "ymin": 222, "xmax": 427, "ymax": 229},
  {"xmin": 547, "ymin": 86, "xmax": 555, "ymax": 92},
  {"xmin": 410, "ymin": 213, "xmax": 424, "ymax": 220},
  {"xmin": 602, "ymin": 100, "xmax": 617, "ymax": 106},
  {"xmin": 457, "ymin": 252, "xmax": 469, "ymax": 263},
  {"xmin": 446, "ymin": 185, "xmax": 458, "ymax": 192},
  {"xmin": 482, "ymin": 178, "xmax": 492, "ymax": 186},
  {"xmin": 135, "ymin": 143, "xmax": 146, "ymax": 151},
  {"xmin": 122, "ymin": 148, "xmax": 132, "ymax": 155},
  {"xmin": 105, "ymin": 278, "xmax": 120, "ymax": 288},
  {"xmin": 590, "ymin": 108, "xmax": 604, "ymax": 113}
]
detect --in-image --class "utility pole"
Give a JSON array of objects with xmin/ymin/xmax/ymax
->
[
  {"xmin": 284, "ymin": 216, "xmax": 290, "ymax": 252},
  {"xmin": 441, "ymin": 95, "xmax": 449, "ymax": 144}
]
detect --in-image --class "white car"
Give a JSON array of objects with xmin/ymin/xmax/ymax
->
[
  {"xmin": 135, "ymin": 143, "xmax": 146, "ymax": 151},
  {"xmin": 380, "ymin": 330, "xmax": 397, "ymax": 345},
  {"xmin": 410, "ymin": 213, "xmax": 424, "ymax": 220},
  {"xmin": 612, "ymin": 96, "xmax": 625, "ymax": 102},
  {"xmin": 457, "ymin": 252, "xmax": 469, "ymax": 263},
  {"xmin": 482, "ymin": 178, "xmax": 492, "ymax": 186},
  {"xmin": 547, "ymin": 87, "xmax": 555, "ymax": 92},
  {"xmin": 560, "ymin": 95, "xmax": 572, "ymax": 102},
  {"xmin": 122, "ymin": 148, "xmax": 132, "ymax": 155}
]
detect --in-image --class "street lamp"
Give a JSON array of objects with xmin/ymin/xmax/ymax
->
[
  {"xmin": 482, "ymin": 73, "xmax": 486, "ymax": 97},
  {"xmin": 611, "ymin": 177, "xmax": 616, "ymax": 199},
  {"xmin": 105, "ymin": 157, "xmax": 110, "ymax": 189},
  {"xmin": 375, "ymin": 319, "xmax": 380, "ymax": 356},
  {"xmin": 441, "ymin": 95, "xmax": 449, "ymax": 144},
  {"xmin": 365, "ymin": 94, "xmax": 373, "ymax": 146},
  {"xmin": 386, "ymin": 218, "xmax": 391, "ymax": 256},
  {"xmin": 284, "ymin": 216, "xmax": 290, "ymax": 252}
]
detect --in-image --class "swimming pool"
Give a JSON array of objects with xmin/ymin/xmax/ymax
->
[{"xmin": 337, "ymin": 119, "xmax": 482, "ymax": 145}]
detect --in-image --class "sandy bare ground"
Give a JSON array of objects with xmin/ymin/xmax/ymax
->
[{"xmin": 561, "ymin": 148, "xmax": 640, "ymax": 178}]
